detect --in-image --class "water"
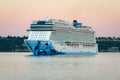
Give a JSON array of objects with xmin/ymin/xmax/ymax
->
[{"xmin": 0, "ymin": 52, "xmax": 120, "ymax": 80}]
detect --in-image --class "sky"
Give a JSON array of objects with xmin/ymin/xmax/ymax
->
[{"xmin": 0, "ymin": 0, "xmax": 120, "ymax": 37}]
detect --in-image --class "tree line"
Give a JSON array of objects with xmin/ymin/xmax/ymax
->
[
  {"xmin": 0, "ymin": 36, "xmax": 28, "ymax": 52},
  {"xmin": 0, "ymin": 36, "xmax": 120, "ymax": 52},
  {"xmin": 96, "ymin": 37, "xmax": 120, "ymax": 52}
]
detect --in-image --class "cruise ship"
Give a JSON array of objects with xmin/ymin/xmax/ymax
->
[{"xmin": 24, "ymin": 19, "xmax": 98, "ymax": 55}]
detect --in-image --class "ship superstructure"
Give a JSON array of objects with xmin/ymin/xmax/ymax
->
[{"xmin": 24, "ymin": 19, "xmax": 98, "ymax": 55}]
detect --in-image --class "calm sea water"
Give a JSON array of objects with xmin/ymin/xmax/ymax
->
[{"xmin": 0, "ymin": 52, "xmax": 120, "ymax": 80}]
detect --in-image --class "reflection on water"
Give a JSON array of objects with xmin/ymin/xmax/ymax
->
[{"xmin": 0, "ymin": 52, "xmax": 120, "ymax": 80}]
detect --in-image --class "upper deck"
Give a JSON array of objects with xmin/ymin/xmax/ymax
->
[
  {"xmin": 28, "ymin": 19, "xmax": 55, "ymax": 31},
  {"xmin": 27, "ymin": 19, "xmax": 94, "ymax": 33}
]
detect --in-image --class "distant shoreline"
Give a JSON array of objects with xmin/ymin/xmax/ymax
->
[{"xmin": 0, "ymin": 36, "xmax": 120, "ymax": 52}]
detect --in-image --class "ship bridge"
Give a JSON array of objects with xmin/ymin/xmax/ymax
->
[{"xmin": 27, "ymin": 20, "xmax": 55, "ymax": 31}]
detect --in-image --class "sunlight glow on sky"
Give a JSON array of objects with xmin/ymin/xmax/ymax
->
[{"xmin": 0, "ymin": 0, "xmax": 120, "ymax": 37}]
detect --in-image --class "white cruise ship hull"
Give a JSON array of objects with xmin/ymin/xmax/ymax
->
[
  {"xmin": 24, "ymin": 39, "xmax": 98, "ymax": 56},
  {"xmin": 51, "ymin": 41, "xmax": 98, "ymax": 55},
  {"xmin": 24, "ymin": 19, "xmax": 98, "ymax": 56}
]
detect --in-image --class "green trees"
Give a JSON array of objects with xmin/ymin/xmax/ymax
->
[
  {"xmin": 96, "ymin": 37, "xmax": 120, "ymax": 52},
  {"xmin": 0, "ymin": 36, "xmax": 28, "ymax": 52},
  {"xmin": 0, "ymin": 36, "xmax": 120, "ymax": 52}
]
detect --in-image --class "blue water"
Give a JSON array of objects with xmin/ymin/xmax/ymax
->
[{"xmin": 0, "ymin": 52, "xmax": 120, "ymax": 80}]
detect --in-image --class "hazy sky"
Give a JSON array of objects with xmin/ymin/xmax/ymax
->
[{"xmin": 0, "ymin": 0, "xmax": 120, "ymax": 37}]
